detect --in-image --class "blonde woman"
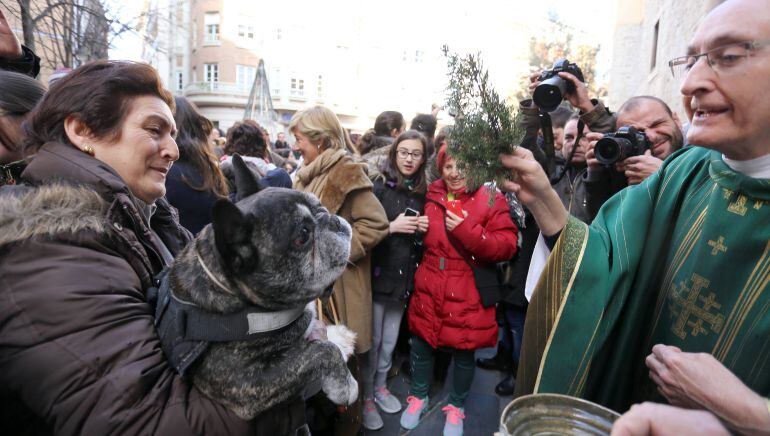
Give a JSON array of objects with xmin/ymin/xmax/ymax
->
[{"xmin": 291, "ymin": 106, "xmax": 388, "ymax": 434}]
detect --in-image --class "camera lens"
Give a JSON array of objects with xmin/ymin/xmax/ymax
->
[
  {"xmin": 595, "ymin": 137, "xmax": 633, "ymax": 166},
  {"xmin": 533, "ymin": 76, "xmax": 567, "ymax": 112}
]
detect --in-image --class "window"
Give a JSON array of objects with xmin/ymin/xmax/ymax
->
[
  {"xmin": 270, "ymin": 67, "xmax": 281, "ymax": 95},
  {"xmin": 236, "ymin": 64, "xmax": 257, "ymax": 91},
  {"xmin": 204, "ymin": 63, "xmax": 218, "ymax": 84},
  {"xmin": 238, "ymin": 24, "xmax": 255, "ymax": 40},
  {"xmin": 290, "ymin": 77, "xmax": 304, "ymax": 97},
  {"xmin": 317, "ymin": 74, "xmax": 323, "ymax": 99},
  {"xmin": 276, "ymin": 28, "xmax": 282, "ymax": 40},
  {"xmin": 192, "ymin": 19, "xmax": 197, "ymax": 48},
  {"xmin": 204, "ymin": 12, "xmax": 220, "ymax": 45},
  {"xmin": 650, "ymin": 19, "xmax": 660, "ymax": 71},
  {"xmin": 176, "ymin": 71, "xmax": 184, "ymax": 91},
  {"xmin": 415, "ymin": 50, "xmax": 423, "ymax": 63}
]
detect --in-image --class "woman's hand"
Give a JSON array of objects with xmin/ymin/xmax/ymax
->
[
  {"xmin": 389, "ymin": 213, "xmax": 418, "ymax": 234},
  {"xmin": 445, "ymin": 210, "xmax": 466, "ymax": 232},
  {"xmin": 416, "ymin": 215, "xmax": 429, "ymax": 233},
  {"xmin": 499, "ymin": 147, "xmax": 568, "ymax": 236}
]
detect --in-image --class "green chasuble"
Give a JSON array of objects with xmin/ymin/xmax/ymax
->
[{"xmin": 515, "ymin": 146, "xmax": 770, "ymax": 413}]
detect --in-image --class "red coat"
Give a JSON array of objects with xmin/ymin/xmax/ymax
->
[{"xmin": 408, "ymin": 180, "xmax": 518, "ymax": 350}]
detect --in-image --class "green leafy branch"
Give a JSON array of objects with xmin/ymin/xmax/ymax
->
[{"xmin": 443, "ymin": 48, "xmax": 521, "ymax": 196}]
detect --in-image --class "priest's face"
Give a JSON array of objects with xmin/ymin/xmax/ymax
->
[{"xmin": 680, "ymin": 0, "xmax": 770, "ymax": 160}]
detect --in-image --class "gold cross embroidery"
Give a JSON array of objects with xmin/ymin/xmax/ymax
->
[
  {"xmin": 669, "ymin": 274, "xmax": 725, "ymax": 340},
  {"xmin": 708, "ymin": 236, "xmax": 727, "ymax": 256},
  {"xmin": 754, "ymin": 200, "xmax": 766, "ymax": 210},
  {"xmin": 723, "ymin": 188, "xmax": 734, "ymax": 200},
  {"xmin": 727, "ymin": 194, "xmax": 748, "ymax": 216}
]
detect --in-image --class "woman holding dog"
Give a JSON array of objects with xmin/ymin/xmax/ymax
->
[
  {"xmin": 0, "ymin": 61, "xmax": 267, "ymax": 434},
  {"xmin": 291, "ymin": 105, "xmax": 389, "ymax": 435},
  {"xmin": 361, "ymin": 129, "xmax": 429, "ymax": 430},
  {"xmin": 400, "ymin": 144, "xmax": 518, "ymax": 436}
]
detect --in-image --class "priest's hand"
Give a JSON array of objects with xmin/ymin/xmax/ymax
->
[
  {"xmin": 646, "ymin": 344, "xmax": 770, "ymax": 434},
  {"xmin": 0, "ymin": 9, "xmax": 23, "ymax": 59},
  {"xmin": 499, "ymin": 147, "xmax": 568, "ymax": 236},
  {"xmin": 611, "ymin": 402, "xmax": 729, "ymax": 436}
]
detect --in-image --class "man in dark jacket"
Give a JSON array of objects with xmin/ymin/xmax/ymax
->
[{"xmin": 584, "ymin": 96, "xmax": 685, "ymax": 218}]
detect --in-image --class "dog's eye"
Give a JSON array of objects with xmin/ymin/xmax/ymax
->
[{"xmin": 293, "ymin": 226, "xmax": 311, "ymax": 247}]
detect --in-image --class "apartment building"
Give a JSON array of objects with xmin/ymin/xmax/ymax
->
[{"xmin": 142, "ymin": 0, "xmax": 450, "ymax": 133}]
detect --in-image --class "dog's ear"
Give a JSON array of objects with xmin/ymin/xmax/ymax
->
[
  {"xmin": 212, "ymin": 198, "xmax": 257, "ymax": 273},
  {"xmin": 232, "ymin": 154, "xmax": 266, "ymax": 201}
]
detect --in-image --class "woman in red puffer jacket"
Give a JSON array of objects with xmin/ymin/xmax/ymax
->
[{"xmin": 400, "ymin": 144, "xmax": 518, "ymax": 436}]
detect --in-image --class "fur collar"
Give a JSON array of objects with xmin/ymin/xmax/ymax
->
[
  {"xmin": 295, "ymin": 149, "xmax": 372, "ymax": 214},
  {"xmin": 0, "ymin": 183, "xmax": 108, "ymax": 246}
]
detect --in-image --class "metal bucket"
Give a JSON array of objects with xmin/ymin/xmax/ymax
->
[{"xmin": 498, "ymin": 394, "xmax": 620, "ymax": 436}]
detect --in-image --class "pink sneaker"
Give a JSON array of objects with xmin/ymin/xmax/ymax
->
[
  {"xmin": 442, "ymin": 404, "xmax": 465, "ymax": 436},
  {"xmin": 399, "ymin": 395, "xmax": 429, "ymax": 429},
  {"xmin": 362, "ymin": 398, "xmax": 383, "ymax": 430}
]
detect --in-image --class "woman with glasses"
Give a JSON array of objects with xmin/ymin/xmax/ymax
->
[
  {"xmin": 361, "ymin": 130, "xmax": 429, "ymax": 430},
  {"xmin": 400, "ymin": 144, "xmax": 518, "ymax": 436}
]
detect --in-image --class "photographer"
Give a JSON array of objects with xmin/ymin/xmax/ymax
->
[{"xmin": 584, "ymin": 96, "xmax": 684, "ymax": 219}]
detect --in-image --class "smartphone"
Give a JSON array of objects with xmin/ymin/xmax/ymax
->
[
  {"xmin": 446, "ymin": 200, "xmax": 464, "ymax": 217},
  {"xmin": 405, "ymin": 207, "xmax": 420, "ymax": 217}
]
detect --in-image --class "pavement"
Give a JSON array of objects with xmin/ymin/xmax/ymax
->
[{"xmin": 363, "ymin": 347, "xmax": 513, "ymax": 436}]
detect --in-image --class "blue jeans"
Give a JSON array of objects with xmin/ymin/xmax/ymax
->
[{"xmin": 499, "ymin": 302, "xmax": 526, "ymax": 366}]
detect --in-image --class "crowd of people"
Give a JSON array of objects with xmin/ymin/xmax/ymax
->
[{"xmin": 2, "ymin": 0, "xmax": 770, "ymax": 435}]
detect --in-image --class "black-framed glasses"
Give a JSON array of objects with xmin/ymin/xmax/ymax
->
[
  {"xmin": 668, "ymin": 39, "xmax": 770, "ymax": 79},
  {"xmin": 396, "ymin": 149, "xmax": 423, "ymax": 160}
]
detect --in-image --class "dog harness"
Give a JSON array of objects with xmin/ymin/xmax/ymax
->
[{"xmin": 148, "ymin": 269, "xmax": 306, "ymax": 378}]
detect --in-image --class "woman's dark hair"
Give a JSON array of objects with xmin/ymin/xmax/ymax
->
[
  {"xmin": 0, "ymin": 71, "xmax": 46, "ymax": 154},
  {"xmin": 410, "ymin": 114, "xmax": 437, "ymax": 139},
  {"xmin": 432, "ymin": 125, "xmax": 452, "ymax": 159},
  {"xmin": 224, "ymin": 120, "xmax": 268, "ymax": 158},
  {"xmin": 357, "ymin": 111, "xmax": 405, "ymax": 155},
  {"xmin": 23, "ymin": 60, "xmax": 174, "ymax": 155},
  {"xmin": 384, "ymin": 129, "xmax": 428, "ymax": 195},
  {"xmin": 173, "ymin": 96, "xmax": 228, "ymax": 197},
  {"xmin": 374, "ymin": 110, "xmax": 405, "ymax": 137}
]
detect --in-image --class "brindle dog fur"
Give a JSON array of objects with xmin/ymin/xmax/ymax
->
[{"xmin": 167, "ymin": 155, "xmax": 358, "ymax": 419}]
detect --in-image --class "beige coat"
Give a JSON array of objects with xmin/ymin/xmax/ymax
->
[{"xmin": 294, "ymin": 149, "xmax": 389, "ymax": 353}]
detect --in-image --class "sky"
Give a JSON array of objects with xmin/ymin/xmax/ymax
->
[{"xmin": 108, "ymin": 0, "xmax": 618, "ymax": 85}]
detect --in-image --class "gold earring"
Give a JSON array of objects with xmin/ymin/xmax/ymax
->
[{"xmin": 82, "ymin": 145, "xmax": 95, "ymax": 156}]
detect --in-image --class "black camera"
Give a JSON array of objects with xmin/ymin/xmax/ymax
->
[
  {"xmin": 594, "ymin": 126, "xmax": 653, "ymax": 166},
  {"xmin": 533, "ymin": 59, "xmax": 585, "ymax": 112}
]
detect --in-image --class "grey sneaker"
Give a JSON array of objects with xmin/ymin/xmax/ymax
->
[
  {"xmin": 400, "ymin": 396, "xmax": 429, "ymax": 430},
  {"xmin": 442, "ymin": 405, "xmax": 465, "ymax": 436},
  {"xmin": 362, "ymin": 398, "xmax": 384, "ymax": 431},
  {"xmin": 374, "ymin": 386, "xmax": 402, "ymax": 413}
]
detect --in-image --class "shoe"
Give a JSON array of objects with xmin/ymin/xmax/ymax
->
[
  {"xmin": 374, "ymin": 386, "xmax": 401, "ymax": 413},
  {"xmin": 494, "ymin": 375, "xmax": 515, "ymax": 396},
  {"xmin": 399, "ymin": 395, "xmax": 429, "ymax": 430},
  {"xmin": 362, "ymin": 398, "xmax": 384, "ymax": 431},
  {"xmin": 442, "ymin": 404, "xmax": 465, "ymax": 436},
  {"xmin": 475, "ymin": 354, "xmax": 512, "ymax": 372}
]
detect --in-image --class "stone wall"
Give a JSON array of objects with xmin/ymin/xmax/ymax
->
[{"xmin": 608, "ymin": 0, "xmax": 723, "ymax": 118}]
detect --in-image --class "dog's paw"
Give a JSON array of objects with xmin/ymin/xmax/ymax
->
[
  {"xmin": 322, "ymin": 372, "xmax": 358, "ymax": 406},
  {"xmin": 326, "ymin": 325, "xmax": 356, "ymax": 361}
]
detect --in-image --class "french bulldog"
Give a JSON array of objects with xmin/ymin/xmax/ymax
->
[{"xmin": 163, "ymin": 155, "xmax": 358, "ymax": 419}]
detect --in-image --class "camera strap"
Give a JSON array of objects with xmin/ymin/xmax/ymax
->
[
  {"xmin": 549, "ymin": 118, "xmax": 586, "ymax": 185},
  {"xmin": 538, "ymin": 110, "xmax": 556, "ymax": 178}
]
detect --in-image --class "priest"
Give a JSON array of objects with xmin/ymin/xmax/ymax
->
[{"xmin": 500, "ymin": 0, "xmax": 770, "ymax": 433}]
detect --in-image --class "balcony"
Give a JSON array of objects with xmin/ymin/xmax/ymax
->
[{"xmin": 184, "ymin": 82, "xmax": 252, "ymax": 108}]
